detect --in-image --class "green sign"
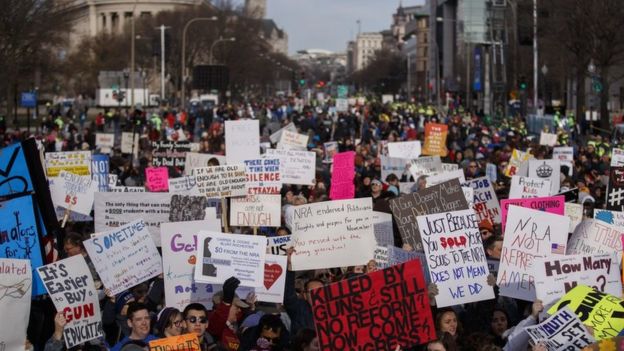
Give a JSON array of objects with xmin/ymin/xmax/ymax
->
[{"xmin": 337, "ymin": 85, "xmax": 348, "ymax": 99}]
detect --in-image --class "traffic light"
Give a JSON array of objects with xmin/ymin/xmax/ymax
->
[
  {"xmin": 316, "ymin": 81, "xmax": 326, "ymax": 88},
  {"xmin": 519, "ymin": 76, "xmax": 527, "ymax": 90},
  {"xmin": 298, "ymin": 71, "xmax": 306, "ymax": 86}
]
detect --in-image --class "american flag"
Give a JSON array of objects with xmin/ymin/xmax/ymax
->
[{"xmin": 551, "ymin": 243, "xmax": 565, "ymax": 254}]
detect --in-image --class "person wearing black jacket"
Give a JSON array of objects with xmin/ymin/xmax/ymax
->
[{"xmin": 282, "ymin": 249, "xmax": 322, "ymax": 337}]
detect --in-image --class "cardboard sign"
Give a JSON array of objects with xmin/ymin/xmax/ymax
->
[
  {"xmin": 194, "ymin": 231, "xmax": 266, "ymax": 287},
  {"xmin": 193, "ymin": 164, "xmax": 248, "ymax": 198},
  {"xmin": 95, "ymin": 133, "xmax": 114, "ymax": 154},
  {"xmin": 566, "ymin": 219, "xmax": 623, "ymax": 255},
  {"xmin": 594, "ymin": 209, "xmax": 624, "ymax": 228},
  {"xmin": 0, "ymin": 258, "xmax": 31, "ymax": 351},
  {"xmin": 329, "ymin": 151, "xmax": 355, "ymax": 200},
  {"xmin": 426, "ymin": 169, "xmax": 466, "ymax": 187},
  {"xmin": 500, "ymin": 196, "xmax": 565, "ymax": 232},
  {"xmin": 230, "ymin": 195, "xmax": 281, "ymax": 227},
  {"xmin": 525, "ymin": 306, "xmax": 595, "ymax": 350},
  {"xmin": 528, "ymin": 159, "xmax": 561, "ymax": 195},
  {"xmin": 534, "ymin": 252, "xmax": 621, "ymax": 306},
  {"xmin": 290, "ymin": 198, "xmax": 376, "ymax": 270},
  {"xmin": 388, "ymin": 141, "xmax": 422, "ymax": 159},
  {"xmin": 269, "ymin": 122, "xmax": 297, "ymax": 144},
  {"xmin": 50, "ymin": 171, "xmax": 97, "ymax": 216},
  {"xmin": 548, "ymin": 285, "xmax": 624, "ymax": 341},
  {"xmin": 311, "ymin": 260, "xmax": 436, "ymax": 350},
  {"xmin": 389, "ymin": 179, "xmax": 469, "ymax": 252},
  {"xmin": 607, "ymin": 166, "xmax": 624, "ymax": 211},
  {"xmin": 267, "ymin": 235, "xmax": 292, "ymax": 256},
  {"xmin": 539, "ymin": 131, "xmax": 558, "ymax": 146},
  {"xmin": 422, "ymin": 123, "xmax": 448, "ymax": 156},
  {"xmin": 553, "ymin": 146, "xmax": 574, "ymax": 176},
  {"xmin": 149, "ymin": 333, "xmax": 201, "ymax": 351},
  {"xmin": 225, "ymin": 120, "xmax": 260, "ymax": 165},
  {"xmin": 160, "ymin": 220, "xmax": 221, "ymax": 311},
  {"xmin": 381, "ymin": 156, "xmax": 409, "ymax": 181},
  {"xmin": 278, "ymin": 130, "xmax": 309, "ymax": 150},
  {"xmin": 0, "ymin": 143, "xmax": 34, "ymax": 196},
  {"xmin": 564, "ymin": 203, "xmax": 583, "ymax": 233},
  {"xmin": 37, "ymin": 255, "xmax": 103, "ymax": 348},
  {"xmin": 145, "ymin": 167, "xmax": 169, "ymax": 192},
  {"xmin": 497, "ymin": 206, "xmax": 570, "ymax": 301},
  {"xmin": 504, "ymin": 149, "xmax": 533, "ymax": 177},
  {"xmin": 45, "ymin": 151, "xmax": 91, "ymax": 177},
  {"xmin": 168, "ymin": 175, "xmax": 201, "ymax": 195},
  {"xmin": 464, "ymin": 177, "xmax": 501, "ymax": 224},
  {"xmin": 120, "ymin": 132, "xmax": 139, "ymax": 155},
  {"xmin": 84, "ymin": 219, "xmax": 162, "ymax": 295},
  {"xmin": 509, "ymin": 176, "xmax": 551, "ymax": 199},
  {"xmin": 244, "ymin": 158, "xmax": 281, "ymax": 195},
  {"xmin": 184, "ymin": 153, "xmax": 226, "ymax": 175},
  {"xmin": 255, "ymin": 254, "xmax": 287, "ymax": 303},
  {"xmin": 372, "ymin": 211, "xmax": 394, "ymax": 247},
  {"xmin": 91, "ymin": 154, "xmax": 109, "ymax": 192},
  {"xmin": 417, "ymin": 209, "xmax": 494, "ymax": 307},
  {"xmin": 265, "ymin": 149, "xmax": 316, "ymax": 185}
]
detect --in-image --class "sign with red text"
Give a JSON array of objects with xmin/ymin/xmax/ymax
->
[
  {"xmin": 311, "ymin": 260, "xmax": 435, "ymax": 350},
  {"xmin": 243, "ymin": 158, "xmax": 281, "ymax": 195},
  {"xmin": 193, "ymin": 165, "xmax": 248, "ymax": 198},
  {"xmin": 50, "ymin": 170, "xmax": 97, "ymax": 216},
  {"xmin": 329, "ymin": 151, "xmax": 355, "ymax": 200},
  {"xmin": 422, "ymin": 123, "xmax": 448, "ymax": 157},
  {"xmin": 230, "ymin": 195, "xmax": 281, "ymax": 227},
  {"xmin": 509, "ymin": 176, "xmax": 551, "ymax": 199},
  {"xmin": 0, "ymin": 259, "xmax": 32, "ymax": 351},
  {"xmin": 225, "ymin": 120, "xmax": 260, "ymax": 165},
  {"xmin": 417, "ymin": 209, "xmax": 494, "ymax": 307},
  {"xmin": 145, "ymin": 167, "xmax": 169, "ymax": 192},
  {"xmin": 464, "ymin": 177, "xmax": 501, "ymax": 224},
  {"xmin": 500, "ymin": 196, "xmax": 565, "ymax": 232},
  {"xmin": 566, "ymin": 219, "xmax": 623, "ymax": 255}
]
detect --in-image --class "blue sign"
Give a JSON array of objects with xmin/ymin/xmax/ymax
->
[
  {"xmin": 0, "ymin": 195, "xmax": 46, "ymax": 295},
  {"xmin": 473, "ymin": 47, "xmax": 482, "ymax": 92},
  {"xmin": 0, "ymin": 143, "xmax": 33, "ymax": 197},
  {"xmin": 20, "ymin": 92, "xmax": 37, "ymax": 108},
  {"xmin": 91, "ymin": 154, "xmax": 110, "ymax": 192}
]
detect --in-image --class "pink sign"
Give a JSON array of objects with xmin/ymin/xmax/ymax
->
[
  {"xmin": 500, "ymin": 195, "xmax": 565, "ymax": 232},
  {"xmin": 329, "ymin": 151, "xmax": 355, "ymax": 200},
  {"xmin": 146, "ymin": 167, "xmax": 169, "ymax": 192}
]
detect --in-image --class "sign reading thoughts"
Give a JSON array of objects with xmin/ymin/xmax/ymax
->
[{"xmin": 193, "ymin": 165, "xmax": 248, "ymax": 198}]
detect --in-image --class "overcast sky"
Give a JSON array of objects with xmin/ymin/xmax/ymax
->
[{"xmin": 236, "ymin": 0, "xmax": 425, "ymax": 55}]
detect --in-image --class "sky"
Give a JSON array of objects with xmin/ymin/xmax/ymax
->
[{"xmin": 236, "ymin": 0, "xmax": 425, "ymax": 55}]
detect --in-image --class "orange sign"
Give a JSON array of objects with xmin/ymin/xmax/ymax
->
[
  {"xmin": 149, "ymin": 333, "xmax": 201, "ymax": 351},
  {"xmin": 422, "ymin": 123, "xmax": 448, "ymax": 157}
]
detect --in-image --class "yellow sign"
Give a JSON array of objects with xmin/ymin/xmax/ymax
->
[
  {"xmin": 149, "ymin": 333, "xmax": 201, "ymax": 351},
  {"xmin": 504, "ymin": 149, "xmax": 532, "ymax": 177}
]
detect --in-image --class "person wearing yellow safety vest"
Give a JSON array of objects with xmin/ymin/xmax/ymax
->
[
  {"xmin": 54, "ymin": 115, "xmax": 64, "ymax": 130},
  {"xmin": 150, "ymin": 113, "xmax": 163, "ymax": 131}
]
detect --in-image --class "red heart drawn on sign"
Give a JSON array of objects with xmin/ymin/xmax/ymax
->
[{"xmin": 264, "ymin": 263, "xmax": 283, "ymax": 290}]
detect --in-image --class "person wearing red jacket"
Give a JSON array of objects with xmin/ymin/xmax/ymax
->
[{"xmin": 208, "ymin": 277, "xmax": 253, "ymax": 351}]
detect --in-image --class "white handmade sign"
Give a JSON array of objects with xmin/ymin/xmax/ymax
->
[
  {"xmin": 464, "ymin": 177, "xmax": 501, "ymax": 224},
  {"xmin": 509, "ymin": 176, "xmax": 551, "ymax": 199},
  {"xmin": 564, "ymin": 203, "xmax": 583, "ymax": 233},
  {"xmin": 566, "ymin": 219, "xmax": 623, "ymax": 255},
  {"xmin": 45, "ymin": 151, "xmax": 92, "ymax": 177},
  {"xmin": 95, "ymin": 133, "xmax": 115, "ymax": 154},
  {"xmin": 244, "ymin": 158, "xmax": 281, "ymax": 194},
  {"xmin": 192, "ymin": 164, "xmax": 248, "ymax": 198},
  {"xmin": 528, "ymin": 159, "xmax": 561, "ymax": 195},
  {"xmin": 594, "ymin": 209, "xmax": 624, "ymax": 228},
  {"xmin": 427, "ymin": 169, "xmax": 466, "ymax": 187},
  {"xmin": 0, "ymin": 259, "xmax": 32, "ymax": 351},
  {"xmin": 278, "ymin": 130, "xmax": 309, "ymax": 150},
  {"xmin": 267, "ymin": 235, "xmax": 292, "ymax": 256},
  {"xmin": 381, "ymin": 156, "xmax": 409, "ymax": 181},
  {"xmin": 553, "ymin": 146, "xmax": 574, "ymax": 176},
  {"xmin": 184, "ymin": 153, "xmax": 226, "ymax": 175},
  {"xmin": 612, "ymin": 148, "xmax": 624, "ymax": 167},
  {"xmin": 254, "ymin": 254, "xmax": 287, "ymax": 303},
  {"xmin": 539, "ymin": 131, "xmax": 558, "ymax": 146},
  {"xmin": 525, "ymin": 306, "xmax": 595, "ymax": 350},
  {"xmin": 120, "ymin": 132, "xmax": 139, "ymax": 156},
  {"xmin": 50, "ymin": 171, "xmax": 98, "ymax": 216},
  {"xmin": 230, "ymin": 195, "xmax": 281, "ymax": 227},
  {"xmin": 265, "ymin": 149, "xmax": 316, "ymax": 185},
  {"xmin": 387, "ymin": 141, "xmax": 422, "ymax": 159},
  {"xmin": 269, "ymin": 122, "xmax": 297, "ymax": 144},
  {"xmin": 168, "ymin": 176, "xmax": 201, "ymax": 195},
  {"xmin": 225, "ymin": 120, "xmax": 260, "ymax": 164}
]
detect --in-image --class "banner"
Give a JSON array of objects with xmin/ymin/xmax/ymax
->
[
  {"xmin": 149, "ymin": 333, "xmax": 200, "ymax": 351},
  {"xmin": 417, "ymin": 209, "xmax": 494, "ymax": 307},
  {"xmin": 50, "ymin": 171, "xmax": 97, "ymax": 216},
  {"xmin": 539, "ymin": 131, "xmax": 558, "ymax": 146},
  {"xmin": 168, "ymin": 176, "xmax": 201, "ymax": 195},
  {"xmin": 497, "ymin": 206, "xmax": 569, "ymax": 301},
  {"xmin": 388, "ymin": 141, "xmax": 422, "ymax": 159},
  {"xmin": 372, "ymin": 211, "xmax": 394, "ymax": 247},
  {"xmin": 509, "ymin": 176, "xmax": 551, "ymax": 199},
  {"xmin": 504, "ymin": 149, "xmax": 533, "ymax": 177},
  {"xmin": 389, "ymin": 179, "xmax": 469, "ymax": 251},
  {"xmin": 91, "ymin": 154, "xmax": 109, "ymax": 192},
  {"xmin": 594, "ymin": 209, "xmax": 624, "ymax": 228},
  {"xmin": 607, "ymin": 166, "xmax": 624, "ymax": 211},
  {"xmin": 0, "ymin": 258, "xmax": 31, "ymax": 351},
  {"xmin": 193, "ymin": 165, "xmax": 248, "ymax": 198},
  {"xmin": 194, "ymin": 231, "xmax": 266, "ymax": 287},
  {"xmin": 265, "ymin": 149, "xmax": 316, "ymax": 185},
  {"xmin": 243, "ymin": 158, "xmax": 281, "ymax": 194},
  {"xmin": 255, "ymin": 254, "xmax": 287, "ymax": 303},
  {"xmin": 422, "ymin": 123, "xmax": 448, "ymax": 157},
  {"xmin": 525, "ymin": 306, "xmax": 594, "ymax": 350},
  {"xmin": 534, "ymin": 252, "xmax": 621, "ymax": 306},
  {"xmin": 120, "ymin": 132, "xmax": 139, "ymax": 155},
  {"xmin": 329, "ymin": 151, "xmax": 355, "ymax": 200},
  {"xmin": 160, "ymin": 220, "xmax": 221, "ymax": 311},
  {"xmin": 37, "ymin": 255, "xmax": 103, "ymax": 348},
  {"xmin": 225, "ymin": 120, "xmax": 260, "ymax": 165},
  {"xmin": 500, "ymin": 196, "xmax": 565, "ymax": 232},
  {"xmin": 464, "ymin": 177, "xmax": 501, "ymax": 224},
  {"xmin": 230, "ymin": 195, "xmax": 281, "ymax": 227},
  {"xmin": 267, "ymin": 235, "xmax": 292, "ymax": 256},
  {"xmin": 145, "ymin": 167, "xmax": 169, "ymax": 192},
  {"xmin": 311, "ymin": 260, "xmax": 436, "ymax": 350},
  {"xmin": 528, "ymin": 159, "xmax": 561, "ymax": 195},
  {"xmin": 184, "ymin": 153, "xmax": 226, "ymax": 175},
  {"xmin": 84, "ymin": 219, "xmax": 162, "ymax": 295},
  {"xmin": 45, "ymin": 151, "xmax": 91, "ymax": 177},
  {"xmin": 278, "ymin": 130, "xmax": 309, "ymax": 150},
  {"xmin": 564, "ymin": 203, "xmax": 583, "ymax": 233},
  {"xmin": 291, "ymin": 198, "xmax": 376, "ymax": 270},
  {"xmin": 381, "ymin": 156, "xmax": 409, "ymax": 181},
  {"xmin": 566, "ymin": 219, "xmax": 623, "ymax": 255},
  {"xmin": 95, "ymin": 133, "xmax": 114, "ymax": 154}
]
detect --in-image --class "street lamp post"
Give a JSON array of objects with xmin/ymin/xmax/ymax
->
[
  {"xmin": 209, "ymin": 36, "xmax": 236, "ymax": 65},
  {"xmin": 123, "ymin": 68, "xmax": 130, "ymax": 108},
  {"xmin": 130, "ymin": 0, "xmax": 138, "ymax": 108},
  {"xmin": 181, "ymin": 16, "xmax": 218, "ymax": 110},
  {"xmin": 541, "ymin": 64, "xmax": 548, "ymax": 116},
  {"xmin": 141, "ymin": 68, "xmax": 147, "ymax": 107}
]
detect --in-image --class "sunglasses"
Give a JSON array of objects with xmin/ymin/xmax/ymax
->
[{"xmin": 186, "ymin": 316, "xmax": 208, "ymax": 324}]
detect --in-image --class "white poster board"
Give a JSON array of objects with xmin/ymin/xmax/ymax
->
[
  {"xmin": 225, "ymin": 120, "xmax": 260, "ymax": 165},
  {"xmin": 564, "ymin": 203, "xmax": 583, "ymax": 233},
  {"xmin": 594, "ymin": 209, "xmax": 624, "ymax": 227},
  {"xmin": 553, "ymin": 146, "xmax": 574, "ymax": 176},
  {"xmin": 372, "ymin": 211, "xmax": 394, "ymax": 247},
  {"xmin": 168, "ymin": 176, "xmax": 201, "ymax": 195},
  {"xmin": 254, "ymin": 254, "xmax": 287, "ymax": 303},
  {"xmin": 509, "ymin": 176, "xmax": 551, "ymax": 199},
  {"xmin": 193, "ymin": 165, "xmax": 248, "ymax": 198},
  {"xmin": 387, "ymin": 141, "xmax": 422, "ymax": 159},
  {"xmin": 184, "ymin": 153, "xmax": 227, "ymax": 175},
  {"xmin": 121, "ymin": 132, "xmax": 139, "ymax": 156},
  {"xmin": 50, "ymin": 170, "xmax": 98, "ymax": 216},
  {"xmin": 230, "ymin": 195, "xmax": 281, "ymax": 227},
  {"xmin": 528, "ymin": 159, "xmax": 561, "ymax": 195},
  {"xmin": 269, "ymin": 123, "xmax": 297, "ymax": 144},
  {"xmin": 426, "ymin": 169, "xmax": 466, "ymax": 187},
  {"xmin": 408, "ymin": 156, "xmax": 443, "ymax": 178},
  {"xmin": 95, "ymin": 133, "xmax": 115, "ymax": 154},
  {"xmin": 265, "ymin": 149, "xmax": 316, "ymax": 185},
  {"xmin": 278, "ymin": 130, "xmax": 309, "ymax": 150},
  {"xmin": 464, "ymin": 176, "xmax": 502, "ymax": 224},
  {"xmin": 381, "ymin": 156, "xmax": 409, "ymax": 181},
  {"xmin": 539, "ymin": 132, "xmax": 558, "ymax": 146},
  {"xmin": 525, "ymin": 306, "xmax": 595, "ymax": 350},
  {"xmin": 0, "ymin": 258, "xmax": 31, "ymax": 351},
  {"xmin": 567, "ymin": 219, "xmax": 623, "ymax": 255},
  {"xmin": 612, "ymin": 148, "xmax": 624, "ymax": 167},
  {"xmin": 45, "ymin": 151, "xmax": 92, "ymax": 177}
]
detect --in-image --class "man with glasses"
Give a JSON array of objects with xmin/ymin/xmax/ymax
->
[
  {"xmin": 110, "ymin": 302, "xmax": 157, "ymax": 351},
  {"xmin": 183, "ymin": 303, "xmax": 217, "ymax": 351}
]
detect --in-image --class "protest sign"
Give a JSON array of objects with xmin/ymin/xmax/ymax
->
[
  {"xmin": 381, "ymin": 156, "xmax": 409, "ymax": 181},
  {"xmin": 184, "ymin": 153, "xmax": 226, "ymax": 175},
  {"xmin": 151, "ymin": 141, "xmax": 196, "ymax": 169},
  {"xmin": 95, "ymin": 133, "xmax": 114, "ymax": 154},
  {"xmin": 509, "ymin": 176, "xmax": 551, "ymax": 199},
  {"xmin": 329, "ymin": 151, "xmax": 355, "ymax": 200},
  {"xmin": 278, "ymin": 130, "xmax": 309, "ymax": 150},
  {"xmin": 0, "ymin": 143, "xmax": 34, "ymax": 196},
  {"xmin": 388, "ymin": 141, "xmax": 422, "ymax": 159},
  {"xmin": 37, "ymin": 255, "xmax": 103, "ymax": 348},
  {"xmin": 386, "ymin": 245, "xmax": 419, "ymax": 267},
  {"xmin": 442, "ymin": 163, "xmax": 459, "ymax": 172},
  {"xmin": 377, "ymin": 140, "xmax": 389, "ymax": 157},
  {"xmin": 145, "ymin": 167, "xmax": 169, "ymax": 192},
  {"xmin": 553, "ymin": 146, "xmax": 574, "ymax": 176},
  {"xmin": 422, "ymin": 123, "xmax": 448, "ymax": 156},
  {"xmin": 426, "ymin": 169, "xmax": 466, "ymax": 187},
  {"xmin": 50, "ymin": 171, "xmax": 97, "ymax": 216},
  {"xmin": 230, "ymin": 195, "xmax": 281, "ymax": 227},
  {"xmin": 500, "ymin": 196, "xmax": 565, "ymax": 232},
  {"xmin": 108, "ymin": 174, "xmax": 118, "ymax": 187},
  {"xmin": 0, "ymin": 258, "xmax": 31, "ymax": 351},
  {"xmin": 149, "ymin": 333, "xmax": 200, "ymax": 351},
  {"xmin": 373, "ymin": 246, "xmax": 389, "ymax": 269},
  {"xmin": 389, "ymin": 179, "xmax": 469, "ymax": 251},
  {"xmin": 462, "ymin": 186, "xmax": 475, "ymax": 208},
  {"xmin": 267, "ymin": 235, "xmax": 292, "ymax": 256},
  {"xmin": 335, "ymin": 98, "xmax": 348, "ymax": 112},
  {"xmin": 168, "ymin": 175, "xmax": 201, "ymax": 195},
  {"xmin": 194, "ymin": 231, "xmax": 266, "ymax": 287},
  {"xmin": 323, "ymin": 141, "xmax": 338, "ymax": 163},
  {"xmin": 265, "ymin": 149, "xmax": 316, "ymax": 185},
  {"xmin": 84, "ymin": 219, "xmax": 162, "ymax": 295},
  {"xmin": 566, "ymin": 219, "xmax": 623, "ymax": 255},
  {"xmin": 290, "ymin": 198, "xmax": 376, "ymax": 270},
  {"xmin": 486, "ymin": 163, "xmax": 497, "ymax": 183},
  {"xmin": 399, "ymin": 182, "xmax": 416, "ymax": 194},
  {"xmin": 193, "ymin": 164, "xmax": 248, "ymax": 198},
  {"xmin": 504, "ymin": 149, "xmax": 533, "ymax": 177},
  {"xmin": 372, "ymin": 211, "xmax": 394, "ymax": 247},
  {"xmin": 548, "ymin": 285, "xmax": 624, "ymax": 341},
  {"xmin": 612, "ymin": 148, "xmax": 624, "ymax": 167},
  {"xmin": 525, "ymin": 306, "xmax": 595, "ymax": 350},
  {"xmin": 417, "ymin": 209, "xmax": 494, "ymax": 307},
  {"xmin": 109, "ymin": 186, "xmax": 145, "ymax": 192},
  {"xmin": 528, "ymin": 159, "xmax": 561, "ymax": 195},
  {"xmin": 91, "ymin": 154, "xmax": 109, "ymax": 192},
  {"xmin": 255, "ymin": 254, "xmax": 287, "ymax": 303},
  {"xmin": 169, "ymin": 195, "xmax": 212, "ymax": 222},
  {"xmin": 311, "ymin": 259, "xmax": 436, "ymax": 350},
  {"xmin": 534, "ymin": 252, "xmax": 621, "ymax": 306},
  {"xmin": 539, "ymin": 131, "xmax": 558, "ymax": 146},
  {"xmin": 244, "ymin": 158, "xmax": 281, "ymax": 194},
  {"xmin": 160, "ymin": 220, "xmax": 221, "ymax": 311},
  {"xmin": 564, "ymin": 203, "xmax": 583, "ymax": 233},
  {"xmin": 594, "ymin": 209, "xmax": 624, "ymax": 228},
  {"xmin": 269, "ymin": 122, "xmax": 297, "ymax": 144},
  {"xmin": 497, "ymin": 206, "xmax": 569, "ymax": 301},
  {"xmin": 120, "ymin": 132, "xmax": 139, "ymax": 155},
  {"xmin": 607, "ymin": 166, "xmax": 624, "ymax": 211},
  {"xmin": 225, "ymin": 120, "xmax": 260, "ymax": 164},
  {"xmin": 94, "ymin": 192, "xmax": 171, "ymax": 246},
  {"xmin": 464, "ymin": 177, "xmax": 502, "ymax": 224},
  {"xmin": 45, "ymin": 151, "xmax": 91, "ymax": 177}
]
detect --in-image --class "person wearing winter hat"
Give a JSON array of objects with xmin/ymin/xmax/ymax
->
[{"xmin": 478, "ymin": 219, "xmax": 495, "ymax": 241}]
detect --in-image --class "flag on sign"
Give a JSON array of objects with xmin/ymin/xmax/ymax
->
[{"xmin": 551, "ymin": 243, "xmax": 565, "ymax": 254}]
